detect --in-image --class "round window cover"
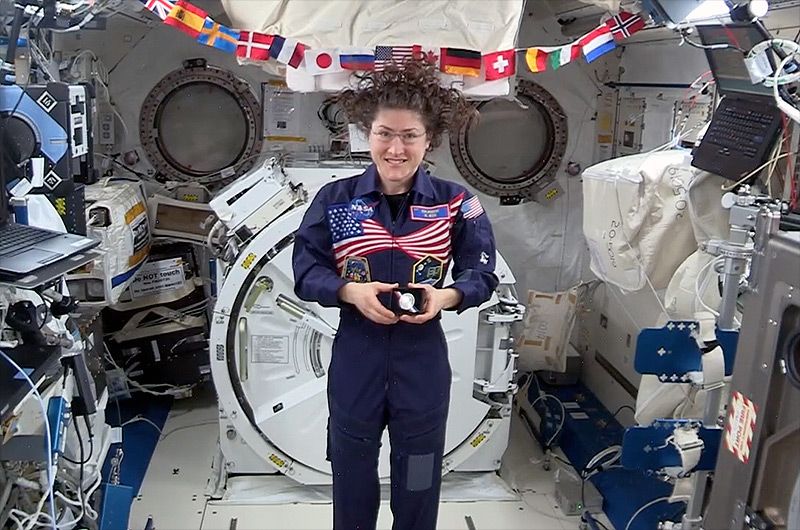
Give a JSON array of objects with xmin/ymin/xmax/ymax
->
[
  {"xmin": 139, "ymin": 59, "xmax": 262, "ymax": 186},
  {"xmin": 450, "ymin": 80, "xmax": 568, "ymax": 202}
]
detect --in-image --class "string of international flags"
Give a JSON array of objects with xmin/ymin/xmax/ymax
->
[{"xmin": 142, "ymin": 0, "xmax": 647, "ymax": 82}]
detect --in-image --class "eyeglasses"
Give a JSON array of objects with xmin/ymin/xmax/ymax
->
[{"xmin": 370, "ymin": 130, "xmax": 427, "ymax": 144}]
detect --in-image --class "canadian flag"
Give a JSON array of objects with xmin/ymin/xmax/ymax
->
[
  {"xmin": 483, "ymin": 49, "xmax": 516, "ymax": 80},
  {"xmin": 305, "ymin": 48, "xmax": 344, "ymax": 75}
]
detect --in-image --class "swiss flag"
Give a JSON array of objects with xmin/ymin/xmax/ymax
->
[
  {"xmin": 483, "ymin": 49, "xmax": 516, "ymax": 80},
  {"xmin": 305, "ymin": 48, "xmax": 344, "ymax": 75}
]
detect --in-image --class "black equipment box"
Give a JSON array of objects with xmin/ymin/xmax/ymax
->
[
  {"xmin": 45, "ymin": 183, "xmax": 86, "ymax": 235},
  {"xmin": 102, "ymin": 243, "xmax": 209, "ymax": 389},
  {"xmin": 0, "ymin": 82, "xmax": 95, "ymax": 192}
]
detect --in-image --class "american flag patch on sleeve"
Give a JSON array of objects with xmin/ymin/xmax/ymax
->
[{"xmin": 461, "ymin": 195, "xmax": 484, "ymax": 219}]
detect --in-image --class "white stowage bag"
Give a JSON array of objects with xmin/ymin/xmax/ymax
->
[
  {"xmin": 581, "ymin": 150, "xmax": 704, "ymax": 292},
  {"xmin": 516, "ymin": 286, "xmax": 579, "ymax": 373},
  {"xmin": 67, "ymin": 179, "xmax": 151, "ymax": 305}
]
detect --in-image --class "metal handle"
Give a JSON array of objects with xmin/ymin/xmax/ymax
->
[{"xmin": 238, "ymin": 317, "xmax": 248, "ymax": 381}]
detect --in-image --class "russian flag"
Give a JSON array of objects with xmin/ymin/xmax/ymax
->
[{"xmin": 340, "ymin": 47, "xmax": 375, "ymax": 70}]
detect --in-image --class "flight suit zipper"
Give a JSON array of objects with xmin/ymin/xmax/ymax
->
[{"xmin": 382, "ymin": 191, "xmax": 411, "ymax": 393}]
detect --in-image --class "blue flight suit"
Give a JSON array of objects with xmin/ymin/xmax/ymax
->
[{"xmin": 292, "ymin": 164, "xmax": 498, "ymax": 530}]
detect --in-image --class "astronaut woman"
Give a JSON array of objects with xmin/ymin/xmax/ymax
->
[{"xmin": 292, "ymin": 59, "xmax": 499, "ymax": 530}]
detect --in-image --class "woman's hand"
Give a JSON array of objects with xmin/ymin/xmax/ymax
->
[
  {"xmin": 400, "ymin": 284, "xmax": 463, "ymax": 324},
  {"xmin": 338, "ymin": 282, "xmax": 399, "ymax": 325}
]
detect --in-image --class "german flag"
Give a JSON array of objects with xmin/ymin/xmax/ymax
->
[
  {"xmin": 164, "ymin": 0, "xmax": 207, "ymax": 39},
  {"xmin": 525, "ymin": 48, "xmax": 549, "ymax": 73},
  {"xmin": 440, "ymin": 48, "xmax": 481, "ymax": 77}
]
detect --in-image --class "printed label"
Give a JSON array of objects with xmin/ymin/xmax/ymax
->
[
  {"xmin": 130, "ymin": 258, "xmax": 185, "ymax": 298},
  {"xmin": 251, "ymin": 335, "xmax": 289, "ymax": 364},
  {"xmin": 725, "ymin": 391, "xmax": 758, "ymax": 464}
]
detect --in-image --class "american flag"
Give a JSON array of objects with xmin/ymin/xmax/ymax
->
[
  {"xmin": 462, "ymin": 195, "xmax": 484, "ymax": 220},
  {"xmin": 330, "ymin": 194, "xmax": 464, "ymax": 270},
  {"xmin": 374, "ymin": 45, "xmax": 416, "ymax": 71},
  {"xmin": 142, "ymin": 0, "xmax": 175, "ymax": 20}
]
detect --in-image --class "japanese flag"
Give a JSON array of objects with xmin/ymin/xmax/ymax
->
[
  {"xmin": 483, "ymin": 49, "xmax": 516, "ymax": 81},
  {"xmin": 305, "ymin": 49, "xmax": 344, "ymax": 75}
]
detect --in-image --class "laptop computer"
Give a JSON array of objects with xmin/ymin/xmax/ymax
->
[
  {"xmin": 691, "ymin": 23, "xmax": 784, "ymax": 181},
  {"xmin": 1, "ymin": 125, "xmax": 99, "ymax": 275}
]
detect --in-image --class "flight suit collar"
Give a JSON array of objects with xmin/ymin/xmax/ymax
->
[{"xmin": 355, "ymin": 165, "xmax": 436, "ymax": 200}]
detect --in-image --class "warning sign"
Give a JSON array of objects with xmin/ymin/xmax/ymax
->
[
  {"xmin": 130, "ymin": 258, "xmax": 186, "ymax": 299},
  {"xmin": 725, "ymin": 391, "xmax": 758, "ymax": 464},
  {"xmin": 251, "ymin": 335, "xmax": 289, "ymax": 364}
]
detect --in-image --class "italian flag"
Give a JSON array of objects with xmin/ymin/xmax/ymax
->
[{"xmin": 548, "ymin": 43, "xmax": 581, "ymax": 70}]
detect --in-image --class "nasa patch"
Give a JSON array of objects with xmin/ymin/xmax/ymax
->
[
  {"xmin": 342, "ymin": 256, "xmax": 371, "ymax": 283},
  {"xmin": 413, "ymin": 255, "xmax": 445, "ymax": 285},
  {"xmin": 349, "ymin": 197, "xmax": 377, "ymax": 221}
]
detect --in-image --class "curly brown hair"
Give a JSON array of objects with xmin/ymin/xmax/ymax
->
[{"xmin": 335, "ymin": 59, "xmax": 475, "ymax": 149}]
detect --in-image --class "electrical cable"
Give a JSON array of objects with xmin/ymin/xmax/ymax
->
[
  {"xmin": 61, "ymin": 414, "xmax": 92, "ymax": 466},
  {"xmin": 0, "ymin": 349, "xmax": 56, "ymax": 530},
  {"xmin": 121, "ymin": 416, "xmax": 163, "ymax": 434},
  {"xmin": 624, "ymin": 496, "xmax": 682, "ymax": 530},
  {"xmin": 680, "ymin": 30, "xmax": 746, "ymax": 53},
  {"xmin": 529, "ymin": 393, "xmax": 566, "ymax": 448},
  {"xmin": 721, "ymin": 151, "xmax": 798, "ymax": 191},
  {"xmin": 610, "ymin": 404, "xmax": 636, "ymax": 419},
  {"xmin": 694, "ymin": 256, "xmax": 725, "ymax": 317}
]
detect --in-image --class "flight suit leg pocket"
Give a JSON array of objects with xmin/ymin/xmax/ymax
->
[
  {"xmin": 390, "ymin": 402, "xmax": 449, "ymax": 493},
  {"xmin": 406, "ymin": 452, "xmax": 435, "ymax": 491}
]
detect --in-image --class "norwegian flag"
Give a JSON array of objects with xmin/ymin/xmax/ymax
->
[
  {"xmin": 236, "ymin": 31, "xmax": 272, "ymax": 61},
  {"xmin": 605, "ymin": 11, "xmax": 646, "ymax": 41},
  {"xmin": 461, "ymin": 195, "xmax": 484, "ymax": 219},
  {"xmin": 331, "ymin": 194, "xmax": 464, "ymax": 269},
  {"xmin": 142, "ymin": 0, "xmax": 174, "ymax": 20},
  {"xmin": 374, "ymin": 45, "xmax": 416, "ymax": 71}
]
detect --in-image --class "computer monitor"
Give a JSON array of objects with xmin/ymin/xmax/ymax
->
[{"xmin": 696, "ymin": 23, "xmax": 774, "ymax": 98}]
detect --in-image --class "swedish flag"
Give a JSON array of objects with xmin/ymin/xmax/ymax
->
[{"xmin": 197, "ymin": 18, "xmax": 239, "ymax": 54}]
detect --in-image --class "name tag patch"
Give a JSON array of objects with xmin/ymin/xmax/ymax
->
[{"xmin": 410, "ymin": 204, "xmax": 450, "ymax": 221}]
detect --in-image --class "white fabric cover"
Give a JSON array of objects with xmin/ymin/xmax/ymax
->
[
  {"xmin": 68, "ymin": 179, "xmax": 151, "ymax": 305},
  {"xmin": 581, "ymin": 150, "xmax": 703, "ymax": 292},
  {"xmin": 221, "ymin": 0, "xmax": 524, "ymax": 52},
  {"xmin": 686, "ymin": 170, "xmax": 729, "ymax": 244},
  {"xmin": 631, "ymin": 168, "xmax": 729, "ymax": 425},
  {"xmin": 223, "ymin": 0, "xmax": 523, "ymax": 95},
  {"xmin": 664, "ymin": 250, "xmax": 723, "ymax": 318}
]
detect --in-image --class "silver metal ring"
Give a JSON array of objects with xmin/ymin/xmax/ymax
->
[
  {"xmin": 450, "ymin": 80, "xmax": 568, "ymax": 202},
  {"xmin": 139, "ymin": 58, "xmax": 263, "ymax": 186}
]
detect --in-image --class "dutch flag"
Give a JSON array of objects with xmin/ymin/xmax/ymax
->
[{"xmin": 580, "ymin": 26, "xmax": 616, "ymax": 63}]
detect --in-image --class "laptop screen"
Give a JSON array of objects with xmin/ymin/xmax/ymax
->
[
  {"xmin": 696, "ymin": 24, "xmax": 774, "ymax": 98},
  {"xmin": 0, "ymin": 123, "xmax": 10, "ymax": 226}
]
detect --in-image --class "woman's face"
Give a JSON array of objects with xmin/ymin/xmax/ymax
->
[{"xmin": 368, "ymin": 108, "xmax": 430, "ymax": 191}]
